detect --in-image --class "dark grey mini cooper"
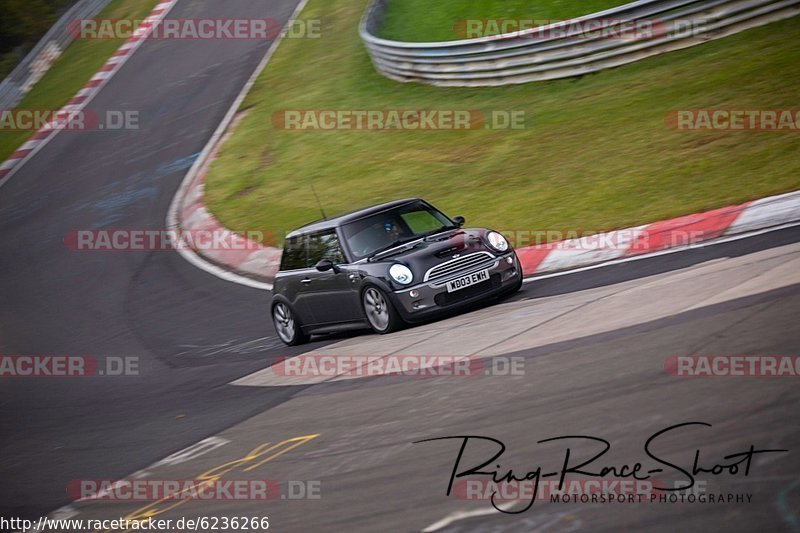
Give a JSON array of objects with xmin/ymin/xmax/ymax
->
[{"xmin": 271, "ymin": 198, "xmax": 522, "ymax": 345}]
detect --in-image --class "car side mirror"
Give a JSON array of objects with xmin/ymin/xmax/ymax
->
[
  {"xmin": 315, "ymin": 259, "xmax": 334, "ymax": 272},
  {"xmin": 452, "ymin": 216, "xmax": 465, "ymax": 227},
  {"xmin": 315, "ymin": 259, "xmax": 340, "ymax": 273}
]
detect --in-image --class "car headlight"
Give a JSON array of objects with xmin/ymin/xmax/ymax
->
[
  {"xmin": 487, "ymin": 231, "xmax": 509, "ymax": 252},
  {"xmin": 389, "ymin": 264, "xmax": 414, "ymax": 285}
]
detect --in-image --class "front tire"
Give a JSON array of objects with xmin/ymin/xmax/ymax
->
[
  {"xmin": 362, "ymin": 286, "xmax": 403, "ymax": 334},
  {"xmin": 272, "ymin": 302, "xmax": 309, "ymax": 346}
]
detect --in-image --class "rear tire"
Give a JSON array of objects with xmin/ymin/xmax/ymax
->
[
  {"xmin": 361, "ymin": 286, "xmax": 403, "ymax": 334},
  {"xmin": 272, "ymin": 302, "xmax": 309, "ymax": 346}
]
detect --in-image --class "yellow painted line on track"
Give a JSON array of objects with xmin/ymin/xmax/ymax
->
[{"xmin": 91, "ymin": 434, "xmax": 320, "ymax": 532}]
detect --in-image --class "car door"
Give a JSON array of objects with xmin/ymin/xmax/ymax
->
[
  {"xmin": 278, "ymin": 234, "xmax": 318, "ymax": 326},
  {"xmin": 303, "ymin": 229, "xmax": 361, "ymax": 325}
]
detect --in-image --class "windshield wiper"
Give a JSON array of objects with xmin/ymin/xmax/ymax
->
[
  {"xmin": 365, "ymin": 226, "xmax": 462, "ymax": 261},
  {"xmin": 422, "ymin": 225, "xmax": 461, "ymax": 240}
]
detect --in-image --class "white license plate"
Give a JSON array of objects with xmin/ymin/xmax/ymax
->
[{"xmin": 446, "ymin": 269, "xmax": 490, "ymax": 293}]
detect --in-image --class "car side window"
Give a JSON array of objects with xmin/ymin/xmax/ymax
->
[
  {"xmin": 280, "ymin": 234, "xmax": 307, "ymax": 271},
  {"xmin": 307, "ymin": 230, "xmax": 345, "ymax": 266}
]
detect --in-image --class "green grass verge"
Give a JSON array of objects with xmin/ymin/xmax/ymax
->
[
  {"xmin": 0, "ymin": 53, "xmax": 19, "ymax": 81},
  {"xmin": 378, "ymin": 0, "xmax": 633, "ymax": 42},
  {"xmin": 204, "ymin": 0, "xmax": 800, "ymax": 245},
  {"xmin": 0, "ymin": 0, "xmax": 160, "ymax": 162}
]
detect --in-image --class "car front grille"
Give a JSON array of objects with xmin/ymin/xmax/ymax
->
[{"xmin": 424, "ymin": 251, "xmax": 497, "ymax": 283}]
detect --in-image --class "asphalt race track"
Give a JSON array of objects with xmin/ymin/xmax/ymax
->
[
  {"xmin": 0, "ymin": 0, "xmax": 799, "ymax": 530},
  {"xmin": 34, "ymin": 229, "xmax": 800, "ymax": 532},
  {"xmin": 0, "ymin": 0, "xmax": 310, "ymax": 519}
]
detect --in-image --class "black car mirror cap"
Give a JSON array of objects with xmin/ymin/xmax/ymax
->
[
  {"xmin": 315, "ymin": 259, "xmax": 336, "ymax": 272},
  {"xmin": 452, "ymin": 216, "xmax": 466, "ymax": 227}
]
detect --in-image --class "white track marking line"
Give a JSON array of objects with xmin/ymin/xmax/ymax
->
[
  {"xmin": 524, "ymin": 220, "xmax": 800, "ymax": 283},
  {"xmin": 166, "ymin": 0, "xmax": 313, "ymax": 290},
  {"xmin": 151, "ymin": 436, "xmax": 230, "ymax": 467},
  {"xmin": 422, "ymin": 500, "xmax": 518, "ymax": 531}
]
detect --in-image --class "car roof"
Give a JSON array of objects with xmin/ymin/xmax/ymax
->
[{"xmin": 285, "ymin": 198, "xmax": 424, "ymax": 238}]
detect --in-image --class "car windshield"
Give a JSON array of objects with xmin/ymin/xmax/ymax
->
[{"xmin": 341, "ymin": 201, "xmax": 456, "ymax": 260}]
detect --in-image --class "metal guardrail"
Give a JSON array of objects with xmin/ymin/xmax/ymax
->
[
  {"xmin": 360, "ymin": 0, "xmax": 800, "ymax": 86},
  {"xmin": 0, "ymin": 0, "xmax": 112, "ymax": 109}
]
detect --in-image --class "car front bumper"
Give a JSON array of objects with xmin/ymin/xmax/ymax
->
[{"xmin": 390, "ymin": 251, "xmax": 521, "ymax": 322}]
